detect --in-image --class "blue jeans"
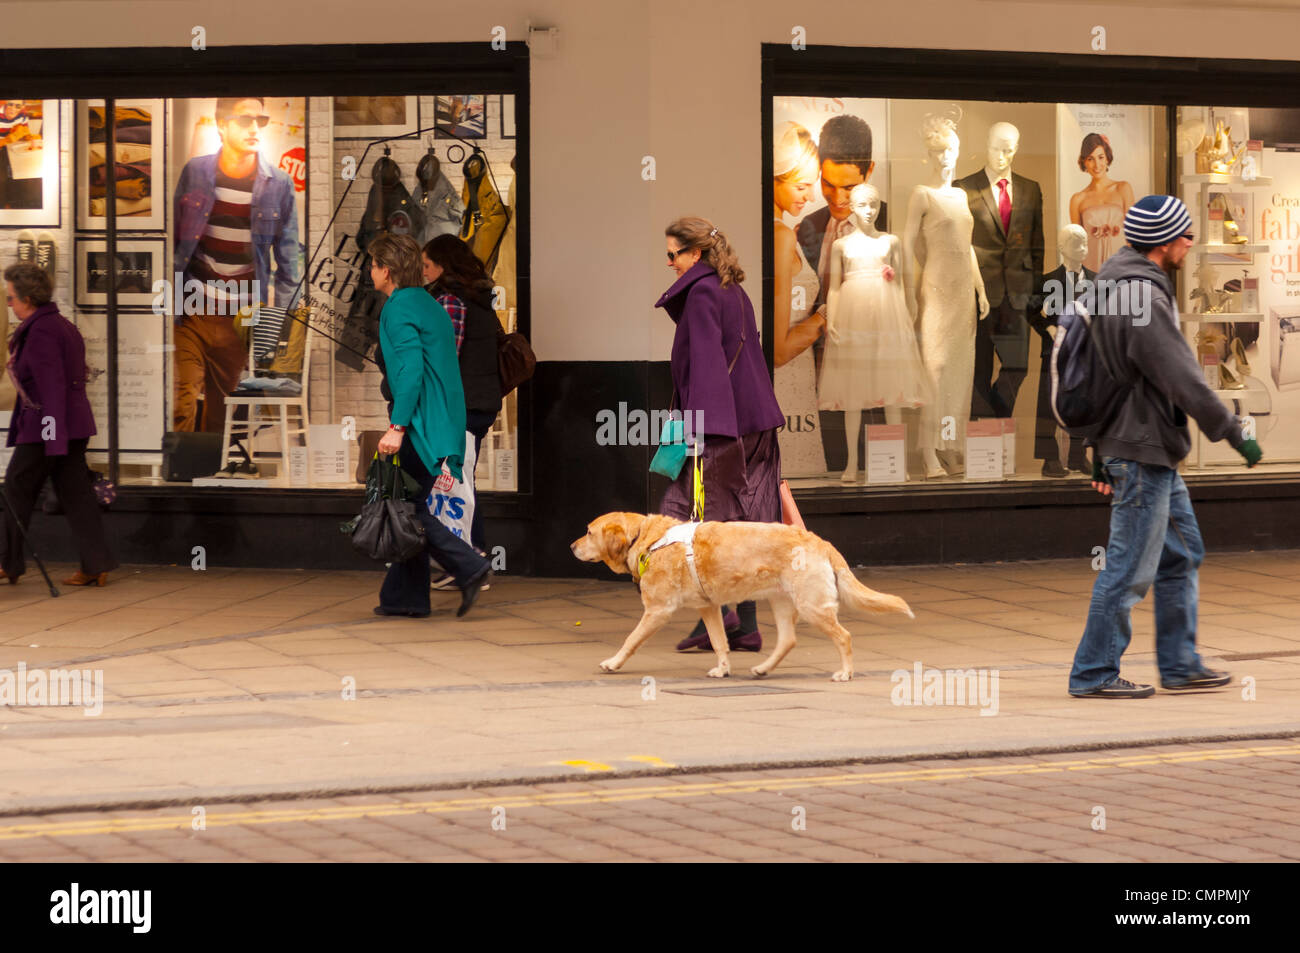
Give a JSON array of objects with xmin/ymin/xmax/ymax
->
[
  {"xmin": 377, "ymin": 436, "xmax": 489, "ymax": 614},
  {"xmin": 1069, "ymin": 457, "xmax": 1206, "ymax": 693}
]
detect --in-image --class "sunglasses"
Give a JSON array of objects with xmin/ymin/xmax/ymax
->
[
  {"xmin": 227, "ymin": 114, "xmax": 271, "ymax": 129},
  {"xmin": 667, "ymin": 247, "xmax": 693, "ymax": 263}
]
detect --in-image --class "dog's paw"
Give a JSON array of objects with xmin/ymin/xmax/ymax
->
[
  {"xmin": 831, "ymin": 669, "xmax": 853, "ymax": 682},
  {"xmin": 706, "ymin": 662, "xmax": 730, "ymax": 678},
  {"xmin": 750, "ymin": 666, "xmax": 769, "ymax": 678},
  {"xmin": 599, "ymin": 657, "xmax": 623, "ymax": 673}
]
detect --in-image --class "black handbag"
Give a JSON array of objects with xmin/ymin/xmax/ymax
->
[{"xmin": 342, "ymin": 455, "xmax": 427, "ymax": 563}]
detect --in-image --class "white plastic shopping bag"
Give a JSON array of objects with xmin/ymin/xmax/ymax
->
[{"xmin": 427, "ymin": 431, "xmax": 477, "ymax": 544}]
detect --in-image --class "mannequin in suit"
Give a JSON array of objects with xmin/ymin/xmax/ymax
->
[
  {"xmin": 954, "ymin": 122, "xmax": 1044, "ymax": 420},
  {"xmin": 1033, "ymin": 224, "xmax": 1094, "ymax": 477}
]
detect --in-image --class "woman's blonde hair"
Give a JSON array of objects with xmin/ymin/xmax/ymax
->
[
  {"xmin": 367, "ymin": 232, "xmax": 424, "ymax": 289},
  {"xmin": 773, "ymin": 121, "xmax": 818, "ymax": 182},
  {"xmin": 666, "ymin": 217, "xmax": 745, "ymax": 287}
]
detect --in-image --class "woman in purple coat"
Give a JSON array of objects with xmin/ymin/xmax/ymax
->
[
  {"xmin": 3, "ymin": 263, "xmax": 115, "ymax": 586},
  {"xmin": 658, "ymin": 217, "xmax": 786, "ymax": 652}
]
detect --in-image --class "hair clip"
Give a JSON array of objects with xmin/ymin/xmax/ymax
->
[{"xmin": 708, "ymin": 227, "xmax": 718, "ymax": 238}]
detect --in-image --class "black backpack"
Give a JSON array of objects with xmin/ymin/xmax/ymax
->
[{"xmin": 1049, "ymin": 300, "xmax": 1139, "ymax": 441}]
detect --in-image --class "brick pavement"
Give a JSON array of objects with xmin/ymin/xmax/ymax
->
[
  {"xmin": 0, "ymin": 552, "xmax": 1298, "ymax": 814},
  {"xmin": 1, "ymin": 741, "xmax": 1297, "ymax": 861}
]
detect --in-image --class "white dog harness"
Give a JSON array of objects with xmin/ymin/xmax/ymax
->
[{"xmin": 642, "ymin": 521, "xmax": 710, "ymax": 601}]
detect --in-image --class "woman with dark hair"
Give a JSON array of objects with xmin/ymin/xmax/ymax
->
[
  {"xmin": 1069, "ymin": 131, "xmax": 1135, "ymax": 273},
  {"xmin": 421, "ymin": 234, "xmax": 503, "ymax": 566},
  {"xmin": 659, "ymin": 216, "xmax": 786, "ymax": 653},
  {"xmin": 3, "ymin": 263, "xmax": 116, "ymax": 586},
  {"xmin": 368, "ymin": 232, "xmax": 491, "ymax": 618}
]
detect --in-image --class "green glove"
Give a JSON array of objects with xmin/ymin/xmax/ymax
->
[{"xmin": 1236, "ymin": 438, "xmax": 1263, "ymax": 468}]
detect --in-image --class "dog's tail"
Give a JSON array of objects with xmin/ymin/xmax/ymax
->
[{"xmin": 831, "ymin": 549, "xmax": 914, "ymax": 618}]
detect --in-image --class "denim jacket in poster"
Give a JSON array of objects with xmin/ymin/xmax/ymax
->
[{"xmin": 172, "ymin": 152, "xmax": 302, "ymax": 318}]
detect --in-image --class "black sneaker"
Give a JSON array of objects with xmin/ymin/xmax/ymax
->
[
  {"xmin": 1161, "ymin": 667, "xmax": 1231, "ymax": 691},
  {"xmin": 1070, "ymin": 677, "xmax": 1155, "ymax": 698},
  {"xmin": 457, "ymin": 565, "xmax": 492, "ymax": 618}
]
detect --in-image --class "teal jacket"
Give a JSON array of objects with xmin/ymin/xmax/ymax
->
[{"xmin": 378, "ymin": 286, "xmax": 467, "ymax": 479}]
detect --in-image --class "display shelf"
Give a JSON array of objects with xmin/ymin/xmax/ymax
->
[
  {"xmin": 1190, "ymin": 243, "xmax": 1269, "ymax": 255},
  {"xmin": 1181, "ymin": 173, "xmax": 1272, "ymax": 187},
  {"xmin": 1182, "ymin": 312, "xmax": 1264, "ymax": 323}
]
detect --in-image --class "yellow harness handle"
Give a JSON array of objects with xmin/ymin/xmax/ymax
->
[{"xmin": 690, "ymin": 445, "xmax": 705, "ymax": 522}]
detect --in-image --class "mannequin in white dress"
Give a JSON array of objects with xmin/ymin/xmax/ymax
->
[
  {"xmin": 822, "ymin": 184, "xmax": 932, "ymax": 482},
  {"xmin": 902, "ymin": 114, "xmax": 990, "ymax": 479}
]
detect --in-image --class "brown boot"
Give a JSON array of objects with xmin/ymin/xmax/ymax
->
[{"xmin": 62, "ymin": 571, "xmax": 108, "ymax": 587}]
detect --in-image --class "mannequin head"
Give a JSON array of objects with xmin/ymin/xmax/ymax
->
[
  {"xmin": 773, "ymin": 121, "xmax": 820, "ymax": 218},
  {"xmin": 921, "ymin": 114, "xmax": 960, "ymax": 180},
  {"xmin": 848, "ymin": 184, "xmax": 881, "ymax": 231},
  {"xmin": 817, "ymin": 114, "xmax": 875, "ymax": 223},
  {"xmin": 1058, "ymin": 224, "xmax": 1087, "ymax": 268},
  {"xmin": 1194, "ymin": 260, "xmax": 1219, "ymax": 292},
  {"xmin": 986, "ymin": 122, "xmax": 1020, "ymax": 176}
]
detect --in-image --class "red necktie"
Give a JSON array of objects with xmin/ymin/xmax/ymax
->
[{"xmin": 997, "ymin": 178, "xmax": 1011, "ymax": 233}]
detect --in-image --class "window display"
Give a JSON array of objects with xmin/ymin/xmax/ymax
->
[
  {"xmin": 770, "ymin": 96, "xmax": 1199, "ymax": 488},
  {"xmin": 0, "ymin": 93, "xmax": 520, "ymax": 492},
  {"xmin": 1177, "ymin": 106, "xmax": 1276, "ymax": 469}
]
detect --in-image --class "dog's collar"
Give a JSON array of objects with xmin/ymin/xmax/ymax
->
[{"xmin": 639, "ymin": 522, "xmax": 709, "ymax": 601}]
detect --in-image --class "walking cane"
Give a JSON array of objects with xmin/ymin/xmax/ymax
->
[{"xmin": 0, "ymin": 483, "xmax": 60, "ymax": 597}]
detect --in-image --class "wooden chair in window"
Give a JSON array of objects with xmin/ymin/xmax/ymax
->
[{"xmin": 220, "ymin": 304, "xmax": 313, "ymax": 477}]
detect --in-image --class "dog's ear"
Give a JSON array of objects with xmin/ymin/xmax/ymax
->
[
  {"xmin": 598, "ymin": 514, "xmax": 631, "ymax": 575},
  {"xmin": 620, "ymin": 513, "xmax": 648, "ymax": 574}
]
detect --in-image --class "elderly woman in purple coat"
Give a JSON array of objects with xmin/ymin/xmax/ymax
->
[
  {"xmin": 658, "ymin": 217, "xmax": 786, "ymax": 652},
  {"xmin": 3, "ymin": 263, "xmax": 115, "ymax": 586}
]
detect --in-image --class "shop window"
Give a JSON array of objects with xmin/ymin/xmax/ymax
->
[
  {"xmin": 1, "ymin": 94, "xmax": 520, "ymax": 492},
  {"xmin": 773, "ymin": 95, "xmax": 1300, "ymax": 488},
  {"xmin": 774, "ymin": 96, "xmax": 1185, "ymax": 487}
]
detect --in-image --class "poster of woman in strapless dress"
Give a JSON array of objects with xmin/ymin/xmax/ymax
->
[
  {"xmin": 1058, "ymin": 105, "xmax": 1153, "ymax": 275},
  {"xmin": 1068, "ymin": 132, "xmax": 1135, "ymax": 274}
]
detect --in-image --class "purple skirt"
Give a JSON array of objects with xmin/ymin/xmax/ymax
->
[{"xmin": 659, "ymin": 428, "xmax": 781, "ymax": 523}]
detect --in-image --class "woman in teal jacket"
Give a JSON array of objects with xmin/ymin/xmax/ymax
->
[{"xmin": 369, "ymin": 233, "xmax": 490, "ymax": 617}]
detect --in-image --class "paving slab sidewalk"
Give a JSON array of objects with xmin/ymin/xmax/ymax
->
[{"xmin": 1, "ymin": 552, "xmax": 1297, "ymax": 813}]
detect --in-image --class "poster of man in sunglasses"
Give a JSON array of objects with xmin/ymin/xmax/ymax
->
[{"xmin": 171, "ymin": 96, "xmax": 303, "ymax": 433}]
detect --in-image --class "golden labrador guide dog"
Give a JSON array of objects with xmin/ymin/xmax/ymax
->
[{"xmin": 571, "ymin": 512, "xmax": 913, "ymax": 681}]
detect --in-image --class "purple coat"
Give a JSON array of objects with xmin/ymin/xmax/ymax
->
[
  {"xmin": 6, "ymin": 302, "xmax": 97, "ymax": 455},
  {"xmin": 655, "ymin": 262, "xmax": 785, "ymax": 439}
]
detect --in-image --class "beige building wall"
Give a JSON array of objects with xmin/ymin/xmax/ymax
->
[{"xmin": 6, "ymin": 0, "xmax": 1300, "ymax": 360}]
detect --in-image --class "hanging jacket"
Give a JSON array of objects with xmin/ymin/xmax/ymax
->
[
  {"xmin": 459, "ymin": 158, "xmax": 508, "ymax": 271},
  {"xmin": 413, "ymin": 154, "xmax": 464, "ymax": 247},
  {"xmin": 342, "ymin": 156, "xmax": 422, "ymax": 370},
  {"xmin": 357, "ymin": 155, "xmax": 423, "ymax": 250},
  {"xmin": 491, "ymin": 176, "xmax": 517, "ymax": 320}
]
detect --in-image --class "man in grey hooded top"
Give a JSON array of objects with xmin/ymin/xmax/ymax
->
[{"xmin": 1069, "ymin": 195, "xmax": 1263, "ymax": 699}]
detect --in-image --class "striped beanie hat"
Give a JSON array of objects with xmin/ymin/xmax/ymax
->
[{"xmin": 1124, "ymin": 194, "xmax": 1192, "ymax": 246}]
